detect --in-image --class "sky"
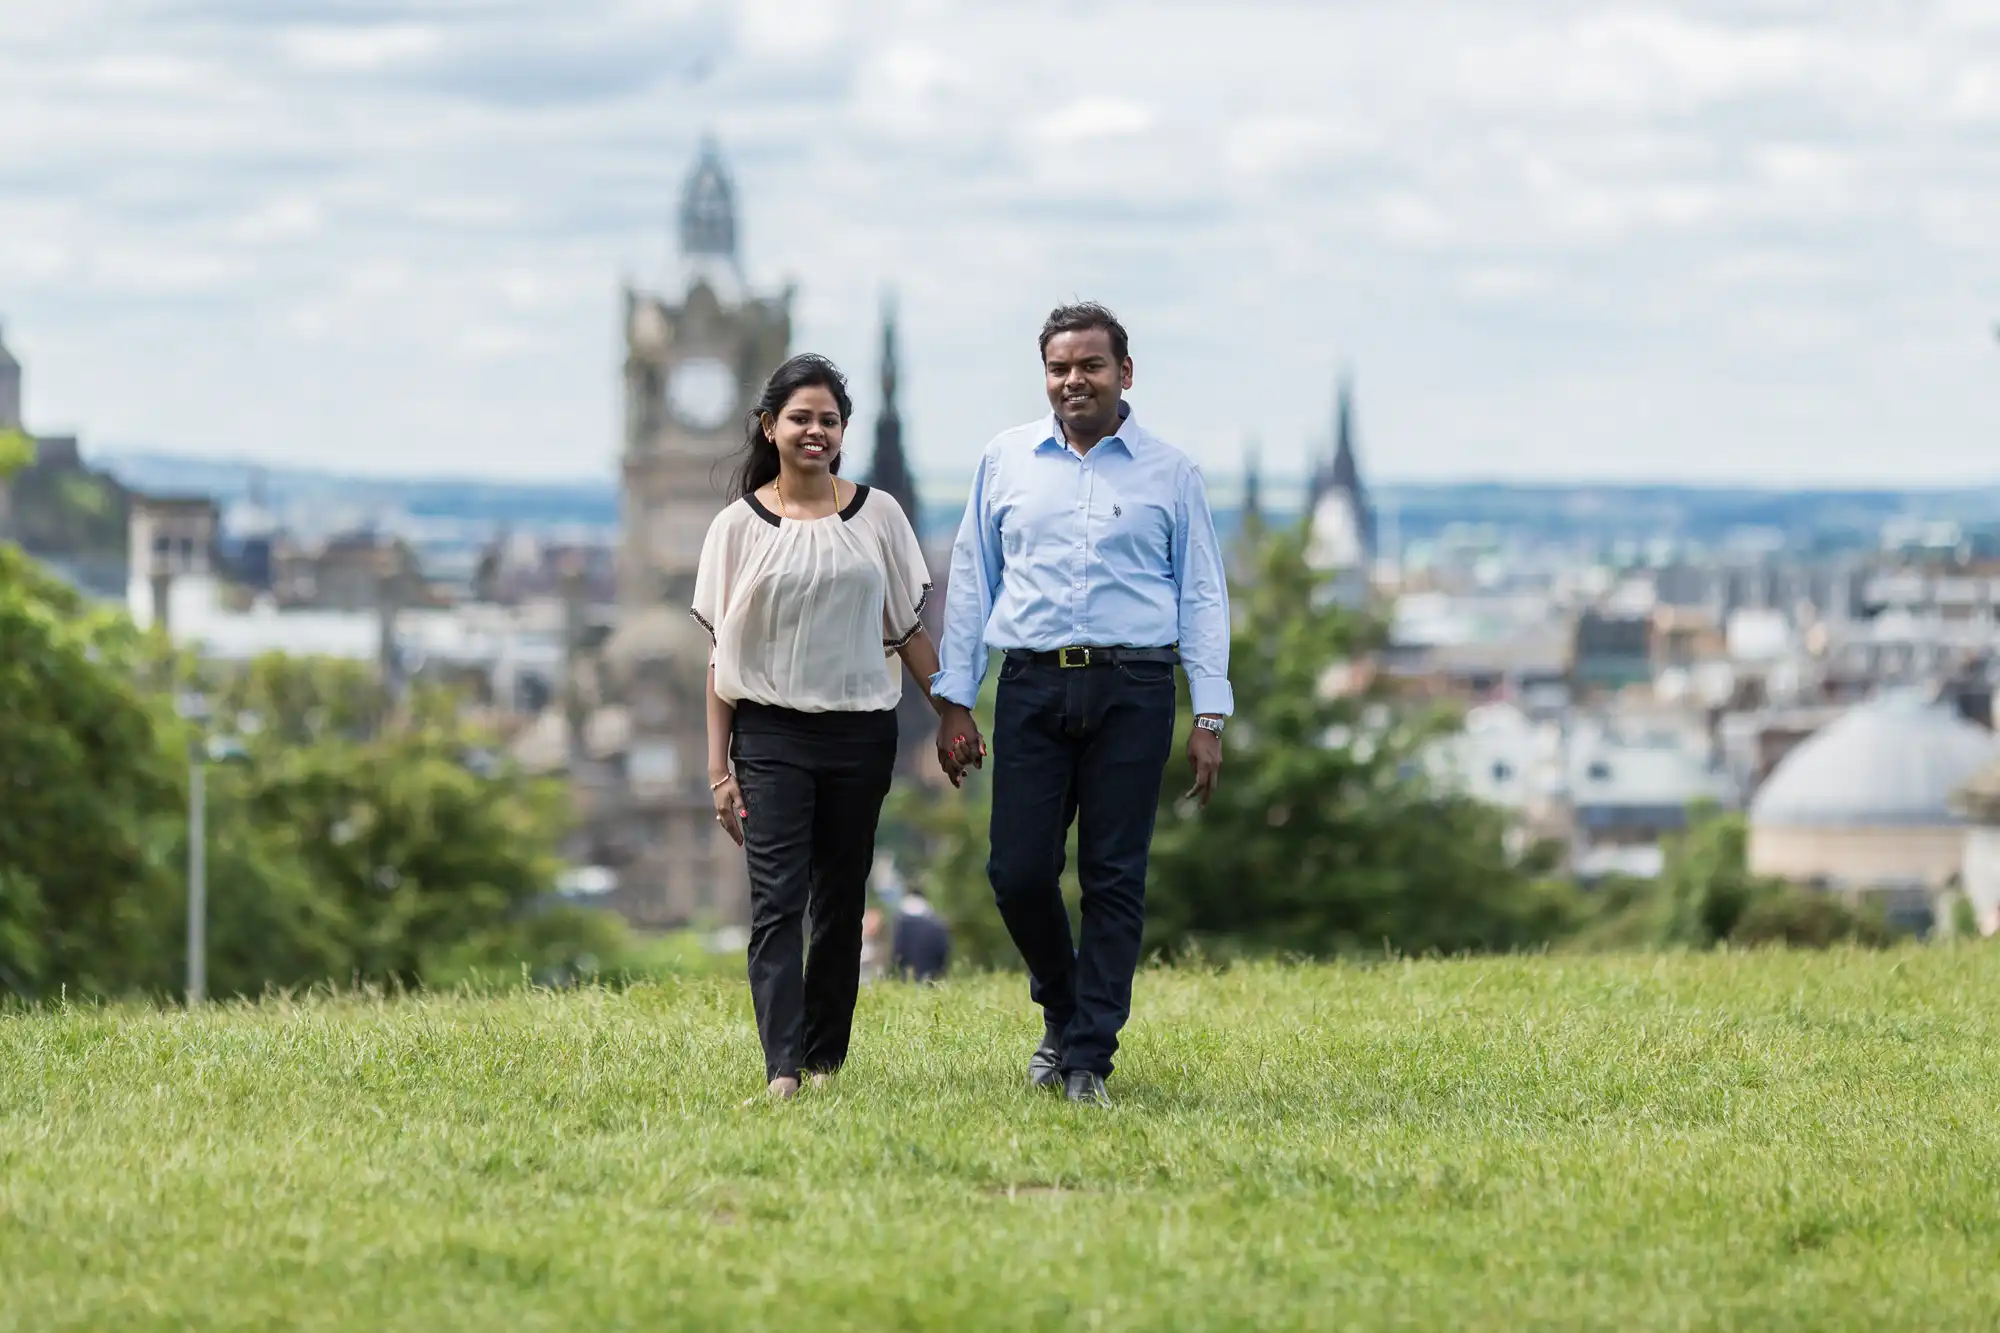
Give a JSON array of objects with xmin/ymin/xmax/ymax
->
[{"xmin": 3, "ymin": 0, "xmax": 1999, "ymax": 493}]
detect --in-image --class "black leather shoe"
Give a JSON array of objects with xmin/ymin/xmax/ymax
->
[
  {"xmin": 1063, "ymin": 1070, "xmax": 1110, "ymax": 1106},
  {"xmin": 1026, "ymin": 1027, "xmax": 1064, "ymax": 1091}
]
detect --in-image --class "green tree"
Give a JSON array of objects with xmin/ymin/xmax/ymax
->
[
  {"xmin": 1145, "ymin": 528, "xmax": 1575, "ymax": 957},
  {"xmin": 204, "ymin": 654, "xmax": 580, "ymax": 988},
  {"xmin": 887, "ymin": 527, "xmax": 1578, "ymax": 966},
  {"xmin": 1, "ymin": 471, "xmax": 596, "ymax": 998},
  {"xmin": 1574, "ymin": 811, "xmax": 1897, "ymax": 951},
  {"xmin": 0, "ymin": 541, "xmax": 184, "ymax": 996},
  {"xmin": 0, "ymin": 428, "xmax": 32, "ymax": 477},
  {"xmin": 2, "ymin": 435, "xmax": 126, "ymax": 558}
]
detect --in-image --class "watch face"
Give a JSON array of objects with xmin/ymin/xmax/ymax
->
[{"xmin": 666, "ymin": 357, "xmax": 738, "ymax": 432}]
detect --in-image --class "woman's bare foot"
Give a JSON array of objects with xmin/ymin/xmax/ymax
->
[
  {"xmin": 767, "ymin": 1076, "xmax": 800, "ymax": 1100},
  {"xmin": 808, "ymin": 1071, "xmax": 833, "ymax": 1090}
]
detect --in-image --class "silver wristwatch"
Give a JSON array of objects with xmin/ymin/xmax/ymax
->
[{"xmin": 1195, "ymin": 716, "xmax": 1225, "ymax": 734}]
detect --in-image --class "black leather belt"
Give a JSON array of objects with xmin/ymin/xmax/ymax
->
[{"xmin": 1006, "ymin": 646, "xmax": 1180, "ymax": 669}]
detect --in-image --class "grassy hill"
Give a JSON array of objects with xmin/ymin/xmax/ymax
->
[{"xmin": 4, "ymin": 950, "xmax": 1998, "ymax": 1330}]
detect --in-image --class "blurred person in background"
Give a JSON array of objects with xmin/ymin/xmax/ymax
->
[
  {"xmin": 860, "ymin": 851, "xmax": 905, "ymax": 982},
  {"xmin": 696, "ymin": 354, "xmax": 975, "ymax": 1102},
  {"xmin": 890, "ymin": 889, "xmax": 951, "ymax": 982},
  {"xmin": 859, "ymin": 906, "xmax": 886, "ymax": 983},
  {"xmin": 931, "ymin": 303, "xmax": 1232, "ymax": 1107}
]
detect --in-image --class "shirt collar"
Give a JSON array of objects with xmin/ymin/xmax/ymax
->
[{"xmin": 1038, "ymin": 400, "xmax": 1137, "ymax": 457}]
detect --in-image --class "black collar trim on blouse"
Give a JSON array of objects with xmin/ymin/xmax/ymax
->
[{"xmin": 744, "ymin": 482, "xmax": 871, "ymax": 527}]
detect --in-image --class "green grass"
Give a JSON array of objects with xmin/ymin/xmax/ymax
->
[{"xmin": 5, "ymin": 949, "xmax": 2000, "ymax": 1331}]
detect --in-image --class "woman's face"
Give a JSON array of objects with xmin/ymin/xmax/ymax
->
[{"xmin": 764, "ymin": 385, "xmax": 845, "ymax": 476}]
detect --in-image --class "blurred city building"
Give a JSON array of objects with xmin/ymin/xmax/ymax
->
[
  {"xmin": 0, "ymin": 324, "xmax": 131, "ymax": 598},
  {"xmin": 562, "ymin": 139, "xmax": 792, "ymax": 929},
  {"xmin": 1749, "ymin": 691, "xmax": 1998, "ymax": 931}
]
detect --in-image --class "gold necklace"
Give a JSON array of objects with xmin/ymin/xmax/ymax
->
[{"xmin": 773, "ymin": 476, "xmax": 839, "ymax": 520}]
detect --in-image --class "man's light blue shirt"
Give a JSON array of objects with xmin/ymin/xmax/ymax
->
[{"xmin": 932, "ymin": 404, "xmax": 1235, "ymax": 717}]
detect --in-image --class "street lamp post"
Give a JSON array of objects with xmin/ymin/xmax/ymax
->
[
  {"xmin": 176, "ymin": 690, "xmax": 212, "ymax": 1007},
  {"xmin": 187, "ymin": 733, "xmax": 206, "ymax": 1007}
]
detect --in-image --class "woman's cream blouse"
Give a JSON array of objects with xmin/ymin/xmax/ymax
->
[{"xmin": 692, "ymin": 484, "xmax": 931, "ymax": 713}]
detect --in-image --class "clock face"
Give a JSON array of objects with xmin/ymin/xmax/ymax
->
[{"xmin": 666, "ymin": 357, "xmax": 738, "ymax": 432}]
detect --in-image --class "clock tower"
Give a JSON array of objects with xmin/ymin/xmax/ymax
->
[
  {"xmin": 601, "ymin": 139, "xmax": 791, "ymax": 928},
  {"xmin": 618, "ymin": 139, "xmax": 792, "ymax": 608}
]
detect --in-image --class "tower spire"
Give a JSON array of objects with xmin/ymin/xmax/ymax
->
[
  {"xmin": 1329, "ymin": 369, "xmax": 1374, "ymax": 560},
  {"xmin": 1241, "ymin": 435, "xmax": 1263, "ymax": 534},
  {"xmin": 866, "ymin": 292, "xmax": 919, "ymax": 532},
  {"xmin": 1331, "ymin": 370, "xmax": 1358, "ymax": 490},
  {"xmin": 677, "ymin": 135, "xmax": 740, "ymax": 275}
]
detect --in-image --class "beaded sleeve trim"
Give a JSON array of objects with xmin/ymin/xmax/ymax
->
[{"xmin": 883, "ymin": 584, "xmax": 934, "ymax": 651}]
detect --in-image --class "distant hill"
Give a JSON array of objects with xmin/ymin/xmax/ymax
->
[
  {"xmin": 101, "ymin": 453, "xmax": 620, "ymax": 530},
  {"xmin": 97, "ymin": 451, "xmax": 2000, "ymax": 553},
  {"xmin": 1371, "ymin": 481, "xmax": 2000, "ymax": 550}
]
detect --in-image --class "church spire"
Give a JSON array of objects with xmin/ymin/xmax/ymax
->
[
  {"xmin": 1230, "ymin": 435, "xmax": 1266, "ymax": 585},
  {"xmin": 866, "ymin": 293, "xmax": 919, "ymax": 532},
  {"xmin": 1240, "ymin": 436, "xmax": 1263, "ymax": 535},
  {"xmin": 1331, "ymin": 371, "xmax": 1361, "ymax": 495},
  {"xmin": 1329, "ymin": 370, "xmax": 1374, "ymax": 560}
]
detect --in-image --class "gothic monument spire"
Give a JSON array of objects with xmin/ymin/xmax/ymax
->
[
  {"xmin": 1327, "ymin": 370, "xmax": 1375, "ymax": 561},
  {"xmin": 866, "ymin": 293, "xmax": 919, "ymax": 533}
]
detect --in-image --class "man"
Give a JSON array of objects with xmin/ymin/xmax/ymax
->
[
  {"xmin": 932, "ymin": 302, "xmax": 1231, "ymax": 1106},
  {"xmin": 890, "ymin": 889, "xmax": 951, "ymax": 982}
]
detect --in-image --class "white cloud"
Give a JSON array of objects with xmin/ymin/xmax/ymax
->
[
  {"xmin": 229, "ymin": 195, "xmax": 325, "ymax": 244},
  {"xmin": 83, "ymin": 53, "xmax": 217, "ymax": 94},
  {"xmin": 1224, "ymin": 115, "xmax": 1374, "ymax": 181},
  {"xmin": 1028, "ymin": 98, "xmax": 1157, "ymax": 144},
  {"xmin": 0, "ymin": 0, "xmax": 1995, "ymax": 486},
  {"xmin": 277, "ymin": 23, "xmax": 444, "ymax": 74}
]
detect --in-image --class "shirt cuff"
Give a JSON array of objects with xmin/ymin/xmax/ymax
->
[
  {"xmin": 1189, "ymin": 677, "xmax": 1235, "ymax": 718},
  {"xmin": 931, "ymin": 670, "xmax": 980, "ymax": 710}
]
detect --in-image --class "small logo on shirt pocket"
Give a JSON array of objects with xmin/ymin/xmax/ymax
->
[{"xmin": 1112, "ymin": 504, "xmax": 1122, "ymax": 517}]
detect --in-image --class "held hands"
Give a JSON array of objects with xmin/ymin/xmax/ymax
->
[
  {"xmin": 710, "ymin": 772, "xmax": 748, "ymax": 847},
  {"xmin": 934, "ymin": 703, "xmax": 986, "ymax": 788},
  {"xmin": 1183, "ymin": 719, "xmax": 1223, "ymax": 809}
]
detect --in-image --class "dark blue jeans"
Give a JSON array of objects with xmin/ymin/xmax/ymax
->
[{"xmin": 987, "ymin": 654, "xmax": 1177, "ymax": 1078}]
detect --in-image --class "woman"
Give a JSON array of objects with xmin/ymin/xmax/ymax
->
[{"xmin": 693, "ymin": 354, "xmax": 976, "ymax": 1100}]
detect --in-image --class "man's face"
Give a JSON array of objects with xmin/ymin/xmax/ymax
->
[{"xmin": 1043, "ymin": 328, "xmax": 1132, "ymax": 437}]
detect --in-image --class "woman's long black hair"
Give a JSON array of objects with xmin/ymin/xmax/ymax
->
[{"xmin": 730, "ymin": 354, "xmax": 854, "ymax": 499}]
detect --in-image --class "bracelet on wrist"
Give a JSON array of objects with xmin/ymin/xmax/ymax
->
[{"xmin": 709, "ymin": 773, "xmax": 732, "ymax": 791}]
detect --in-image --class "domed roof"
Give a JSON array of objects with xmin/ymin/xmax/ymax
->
[{"xmin": 1751, "ymin": 692, "xmax": 1999, "ymax": 829}]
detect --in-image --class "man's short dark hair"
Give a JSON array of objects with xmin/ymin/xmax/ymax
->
[{"xmin": 1039, "ymin": 302, "xmax": 1129, "ymax": 363}]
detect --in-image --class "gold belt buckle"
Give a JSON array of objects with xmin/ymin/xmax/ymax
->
[{"xmin": 1058, "ymin": 647, "xmax": 1091, "ymax": 668}]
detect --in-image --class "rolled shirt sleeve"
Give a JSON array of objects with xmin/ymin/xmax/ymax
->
[
  {"xmin": 1173, "ymin": 462, "xmax": 1235, "ymax": 717},
  {"xmin": 931, "ymin": 449, "xmax": 1003, "ymax": 709}
]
